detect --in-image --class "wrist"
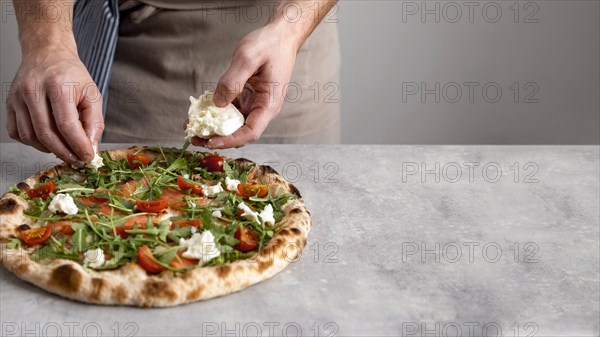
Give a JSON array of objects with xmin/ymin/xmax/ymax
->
[
  {"xmin": 262, "ymin": 20, "xmax": 305, "ymax": 52},
  {"xmin": 20, "ymin": 30, "xmax": 78, "ymax": 58}
]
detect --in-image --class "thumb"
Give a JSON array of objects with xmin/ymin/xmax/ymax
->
[
  {"xmin": 80, "ymin": 84, "xmax": 105, "ymax": 148},
  {"xmin": 214, "ymin": 50, "xmax": 259, "ymax": 107}
]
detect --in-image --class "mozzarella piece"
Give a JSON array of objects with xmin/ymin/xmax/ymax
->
[
  {"xmin": 185, "ymin": 91, "xmax": 244, "ymax": 139},
  {"xmin": 88, "ymin": 145, "xmax": 104, "ymax": 169},
  {"xmin": 238, "ymin": 202, "xmax": 276, "ymax": 225},
  {"xmin": 211, "ymin": 206, "xmax": 224, "ymax": 218},
  {"xmin": 158, "ymin": 208, "xmax": 179, "ymax": 223},
  {"xmin": 179, "ymin": 231, "xmax": 221, "ymax": 264},
  {"xmin": 237, "ymin": 201, "xmax": 259, "ymax": 223},
  {"xmin": 48, "ymin": 194, "xmax": 79, "ymax": 215},
  {"xmin": 84, "ymin": 248, "xmax": 105, "ymax": 268},
  {"xmin": 202, "ymin": 183, "xmax": 223, "ymax": 197},
  {"xmin": 225, "ymin": 176, "xmax": 240, "ymax": 191},
  {"xmin": 259, "ymin": 204, "xmax": 275, "ymax": 226}
]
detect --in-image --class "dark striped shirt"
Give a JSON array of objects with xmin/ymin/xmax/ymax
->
[{"xmin": 72, "ymin": 0, "xmax": 120, "ymax": 114}]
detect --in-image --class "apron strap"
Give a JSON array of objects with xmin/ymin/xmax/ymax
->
[{"xmin": 119, "ymin": 1, "xmax": 162, "ymax": 24}]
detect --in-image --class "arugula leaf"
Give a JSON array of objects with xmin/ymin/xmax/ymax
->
[
  {"xmin": 71, "ymin": 222, "xmax": 90, "ymax": 252},
  {"xmin": 154, "ymin": 246, "xmax": 179, "ymax": 264},
  {"xmin": 6, "ymin": 238, "xmax": 21, "ymax": 250},
  {"xmin": 157, "ymin": 221, "xmax": 171, "ymax": 242},
  {"xmin": 55, "ymin": 184, "xmax": 94, "ymax": 196},
  {"xmin": 108, "ymin": 196, "xmax": 134, "ymax": 213},
  {"xmin": 32, "ymin": 236, "xmax": 80, "ymax": 262},
  {"xmin": 223, "ymin": 161, "xmax": 236, "ymax": 179},
  {"xmin": 167, "ymin": 226, "xmax": 193, "ymax": 242},
  {"xmin": 9, "ymin": 185, "xmax": 23, "ymax": 195},
  {"xmin": 24, "ymin": 198, "xmax": 49, "ymax": 218}
]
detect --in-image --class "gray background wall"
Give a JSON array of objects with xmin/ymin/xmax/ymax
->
[{"xmin": 1, "ymin": 1, "xmax": 599, "ymax": 144}]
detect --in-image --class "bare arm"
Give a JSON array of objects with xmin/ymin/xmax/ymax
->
[
  {"xmin": 269, "ymin": 0, "xmax": 338, "ymax": 51},
  {"xmin": 13, "ymin": 0, "xmax": 76, "ymax": 53},
  {"xmin": 6, "ymin": 0, "xmax": 104, "ymax": 164},
  {"xmin": 192, "ymin": 0, "xmax": 339, "ymax": 149}
]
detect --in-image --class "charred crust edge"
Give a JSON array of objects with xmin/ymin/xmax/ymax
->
[
  {"xmin": 16, "ymin": 182, "xmax": 30, "ymax": 191},
  {"xmin": 260, "ymin": 165, "xmax": 280, "ymax": 175},
  {"xmin": 0, "ymin": 198, "xmax": 18, "ymax": 213},
  {"xmin": 287, "ymin": 183, "xmax": 302, "ymax": 198},
  {"xmin": 230, "ymin": 158, "xmax": 254, "ymax": 168},
  {"xmin": 49, "ymin": 264, "xmax": 83, "ymax": 294},
  {"xmin": 289, "ymin": 207, "xmax": 304, "ymax": 215}
]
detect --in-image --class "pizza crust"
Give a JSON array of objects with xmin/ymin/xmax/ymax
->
[{"xmin": 0, "ymin": 147, "xmax": 311, "ymax": 307}]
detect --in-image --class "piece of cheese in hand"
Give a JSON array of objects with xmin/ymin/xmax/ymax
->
[
  {"xmin": 185, "ymin": 91, "xmax": 244, "ymax": 139},
  {"xmin": 88, "ymin": 145, "xmax": 104, "ymax": 169}
]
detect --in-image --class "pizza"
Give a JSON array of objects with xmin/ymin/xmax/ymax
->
[{"xmin": 0, "ymin": 146, "xmax": 311, "ymax": 307}]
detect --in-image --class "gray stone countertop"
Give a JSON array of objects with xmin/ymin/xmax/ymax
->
[{"xmin": 0, "ymin": 143, "xmax": 598, "ymax": 337}]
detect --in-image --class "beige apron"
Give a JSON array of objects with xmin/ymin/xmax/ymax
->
[{"xmin": 103, "ymin": 1, "xmax": 341, "ymax": 144}]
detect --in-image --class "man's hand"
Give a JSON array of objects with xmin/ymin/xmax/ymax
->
[
  {"xmin": 6, "ymin": 0, "xmax": 103, "ymax": 164},
  {"xmin": 7, "ymin": 48, "xmax": 103, "ymax": 164},
  {"xmin": 191, "ymin": 26, "xmax": 296, "ymax": 149},
  {"xmin": 190, "ymin": 0, "xmax": 337, "ymax": 149}
]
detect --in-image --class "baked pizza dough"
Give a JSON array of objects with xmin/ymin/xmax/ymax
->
[{"xmin": 0, "ymin": 146, "xmax": 311, "ymax": 307}]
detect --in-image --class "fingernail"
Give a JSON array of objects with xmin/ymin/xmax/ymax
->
[{"xmin": 207, "ymin": 139, "xmax": 223, "ymax": 149}]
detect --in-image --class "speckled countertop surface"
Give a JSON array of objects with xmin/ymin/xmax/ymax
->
[{"xmin": 1, "ymin": 143, "xmax": 598, "ymax": 337}]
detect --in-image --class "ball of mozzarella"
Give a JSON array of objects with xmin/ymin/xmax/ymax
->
[{"xmin": 185, "ymin": 91, "xmax": 244, "ymax": 139}]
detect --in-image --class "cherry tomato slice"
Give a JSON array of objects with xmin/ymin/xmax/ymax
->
[
  {"xmin": 191, "ymin": 185, "xmax": 203, "ymax": 195},
  {"xmin": 169, "ymin": 251, "xmax": 198, "ymax": 269},
  {"xmin": 177, "ymin": 176, "xmax": 203, "ymax": 195},
  {"xmin": 20, "ymin": 225, "xmax": 52, "ymax": 246},
  {"xmin": 135, "ymin": 200, "xmax": 168, "ymax": 213},
  {"xmin": 234, "ymin": 225, "xmax": 259, "ymax": 252},
  {"xmin": 237, "ymin": 184, "xmax": 269, "ymax": 198},
  {"xmin": 27, "ymin": 181, "xmax": 56, "ymax": 200},
  {"xmin": 52, "ymin": 221, "xmax": 74, "ymax": 235},
  {"xmin": 199, "ymin": 155, "xmax": 224, "ymax": 172},
  {"xmin": 127, "ymin": 153, "xmax": 152, "ymax": 168},
  {"xmin": 137, "ymin": 246, "xmax": 165, "ymax": 274}
]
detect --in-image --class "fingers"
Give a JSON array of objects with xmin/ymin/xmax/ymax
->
[
  {"xmin": 79, "ymin": 85, "xmax": 104, "ymax": 147},
  {"xmin": 205, "ymin": 109, "xmax": 272, "ymax": 149},
  {"xmin": 50, "ymin": 89, "xmax": 94, "ymax": 162},
  {"xmin": 6, "ymin": 104, "xmax": 19, "ymax": 141},
  {"xmin": 190, "ymin": 137, "xmax": 208, "ymax": 148},
  {"xmin": 214, "ymin": 49, "xmax": 260, "ymax": 107},
  {"xmin": 12, "ymin": 101, "xmax": 50, "ymax": 153},
  {"xmin": 27, "ymin": 97, "xmax": 82, "ymax": 163}
]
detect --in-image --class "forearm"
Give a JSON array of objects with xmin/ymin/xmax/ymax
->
[
  {"xmin": 13, "ymin": 0, "xmax": 77, "ymax": 55},
  {"xmin": 268, "ymin": 0, "xmax": 338, "ymax": 50}
]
